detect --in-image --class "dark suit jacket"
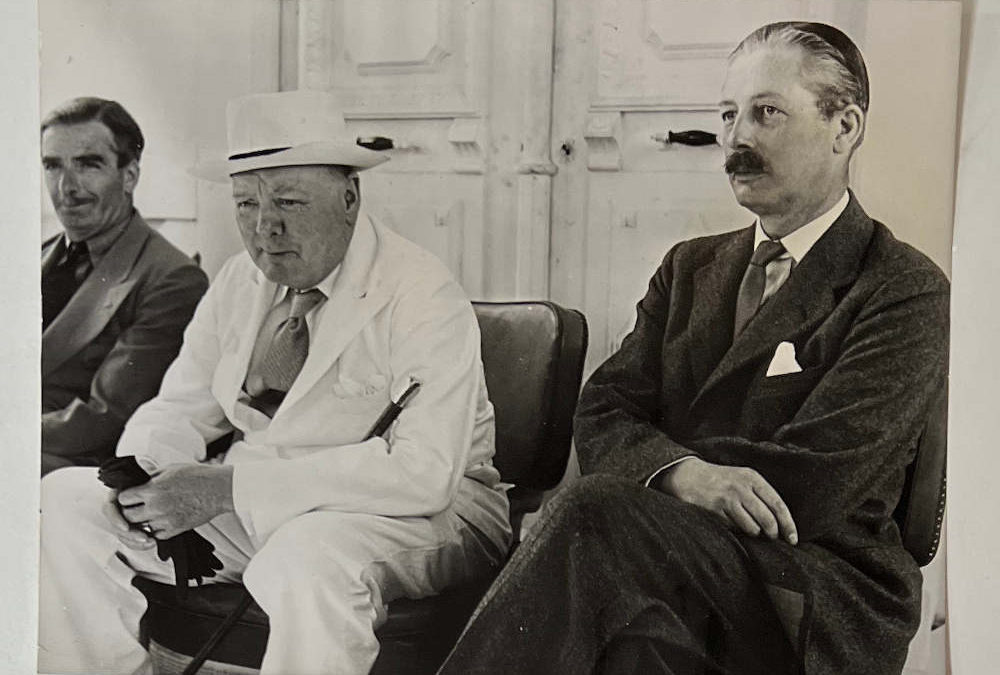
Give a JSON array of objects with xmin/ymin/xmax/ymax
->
[
  {"xmin": 574, "ymin": 194, "xmax": 949, "ymax": 675},
  {"xmin": 41, "ymin": 211, "xmax": 208, "ymax": 474}
]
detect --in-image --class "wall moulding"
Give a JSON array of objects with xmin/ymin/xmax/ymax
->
[
  {"xmin": 643, "ymin": 37, "xmax": 733, "ymax": 62},
  {"xmin": 344, "ymin": 0, "xmax": 451, "ymax": 77},
  {"xmin": 588, "ymin": 102, "xmax": 721, "ymax": 114},
  {"xmin": 583, "ymin": 112, "xmax": 623, "ymax": 172},
  {"xmin": 447, "ymin": 118, "xmax": 485, "ymax": 175},
  {"xmin": 297, "ymin": 0, "xmax": 487, "ymax": 118},
  {"xmin": 342, "ymin": 110, "xmax": 481, "ymax": 121}
]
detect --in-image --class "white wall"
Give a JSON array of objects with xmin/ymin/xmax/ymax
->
[
  {"xmin": 39, "ymin": 0, "xmax": 282, "ymax": 273},
  {"xmin": 854, "ymin": 0, "xmax": 962, "ymax": 276},
  {"xmin": 0, "ymin": 2, "xmax": 40, "ymax": 672},
  {"xmin": 947, "ymin": 0, "xmax": 1000, "ymax": 672}
]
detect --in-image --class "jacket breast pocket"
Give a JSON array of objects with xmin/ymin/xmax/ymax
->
[
  {"xmin": 331, "ymin": 372, "xmax": 389, "ymax": 400},
  {"xmin": 755, "ymin": 366, "xmax": 826, "ymax": 397},
  {"xmin": 320, "ymin": 385, "xmax": 392, "ymax": 442},
  {"xmin": 741, "ymin": 366, "xmax": 826, "ymax": 439}
]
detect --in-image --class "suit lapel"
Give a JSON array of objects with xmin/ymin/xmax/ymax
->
[
  {"xmin": 689, "ymin": 195, "xmax": 873, "ymax": 412},
  {"xmin": 41, "ymin": 214, "xmax": 150, "ymax": 377},
  {"xmin": 222, "ymin": 269, "xmax": 278, "ymax": 414},
  {"xmin": 41, "ymin": 234, "xmax": 64, "ymax": 276},
  {"xmin": 687, "ymin": 226, "xmax": 754, "ymax": 389},
  {"xmin": 279, "ymin": 214, "xmax": 391, "ymax": 413}
]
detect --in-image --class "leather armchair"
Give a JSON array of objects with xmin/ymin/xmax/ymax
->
[{"xmin": 895, "ymin": 383, "xmax": 948, "ymax": 567}]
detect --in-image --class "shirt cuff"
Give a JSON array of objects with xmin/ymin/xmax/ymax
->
[
  {"xmin": 135, "ymin": 457, "xmax": 159, "ymax": 475},
  {"xmin": 644, "ymin": 455, "xmax": 698, "ymax": 488}
]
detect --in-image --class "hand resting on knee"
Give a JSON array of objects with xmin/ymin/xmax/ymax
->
[{"xmin": 652, "ymin": 457, "xmax": 798, "ymax": 545}]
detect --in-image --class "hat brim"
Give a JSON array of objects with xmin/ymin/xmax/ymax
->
[{"xmin": 189, "ymin": 141, "xmax": 389, "ymax": 182}]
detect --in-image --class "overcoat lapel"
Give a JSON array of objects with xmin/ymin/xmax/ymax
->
[
  {"xmin": 279, "ymin": 215, "xmax": 391, "ymax": 413},
  {"xmin": 689, "ymin": 196, "xmax": 873, "ymax": 413},
  {"xmin": 41, "ymin": 214, "xmax": 150, "ymax": 377}
]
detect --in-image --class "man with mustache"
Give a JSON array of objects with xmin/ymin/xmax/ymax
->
[
  {"xmin": 40, "ymin": 97, "xmax": 208, "ymax": 475},
  {"xmin": 439, "ymin": 21, "xmax": 948, "ymax": 674}
]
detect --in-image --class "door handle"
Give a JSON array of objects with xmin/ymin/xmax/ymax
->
[
  {"xmin": 356, "ymin": 136, "xmax": 423, "ymax": 152},
  {"xmin": 651, "ymin": 130, "xmax": 718, "ymax": 147},
  {"xmin": 356, "ymin": 136, "xmax": 395, "ymax": 151}
]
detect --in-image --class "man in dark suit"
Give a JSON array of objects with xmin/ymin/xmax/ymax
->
[
  {"xmin": 439, "ymin": 21, "xmax": 948, "ymax": 675},
  {"xmin": 41, "ymin": 97, "xmax": 208, "ymax": 475}
]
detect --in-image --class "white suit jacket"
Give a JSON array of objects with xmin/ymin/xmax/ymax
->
[{"xmin": 117, "ymin": 215, "xmax": 511, "ymax": 550}]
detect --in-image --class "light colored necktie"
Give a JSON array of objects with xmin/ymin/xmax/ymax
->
[
  {"xmin": 249, "ymin": 288, "xmax": 326, "ymax": 398},
  {"xmin": 733, "ymin": 240, "xmax": 786, "ymax": 338}
]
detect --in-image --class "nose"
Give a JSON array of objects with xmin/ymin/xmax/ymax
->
[
  {"xmin": 255, "ymin": 199, "xmax": 284, "ymax": 237},
  {"xmin": 57, "ymin": 168, "xmax": 80, "ymax": 198},
  {"xmin": 725, "ymin": 110, "xmax": 755, "ymax": 151}
]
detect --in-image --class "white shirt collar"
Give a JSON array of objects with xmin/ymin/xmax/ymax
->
[
  {"xmin": 753, "ymin": 191, "xmax": 849, "ymax": 263},
  {"xmin": 273, "ymin": 264, "xmax": 340, "ymax": 306}
]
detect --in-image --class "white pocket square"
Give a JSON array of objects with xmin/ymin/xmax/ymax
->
[{"xmin": 766, "ymin": 341, "xmax": 802, "ymax": 376}]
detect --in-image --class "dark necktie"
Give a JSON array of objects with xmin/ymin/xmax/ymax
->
[
  {"xmin": 42, "ymin": 239, "xmax": 92, "ymax": 330},
  {"xmin": 733, "ymin": 239, "xmax": 786, "ymax": 338},
  {"xmin": 247, "ymin": 288, "xmax": 326, "ymax": 415}
]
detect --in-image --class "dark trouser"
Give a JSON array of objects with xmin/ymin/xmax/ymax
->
[{"xmin": 438, "ymin": 474, "xmax": 796, "ymax": 675}]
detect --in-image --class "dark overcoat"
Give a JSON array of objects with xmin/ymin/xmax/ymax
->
[
  {"xmin": 41, "ymin": 211, "xmax": 208, "ymax": 472},
  {"xmin": 574, "ymin": 193, "xmax": 950, "ymax": 674}
]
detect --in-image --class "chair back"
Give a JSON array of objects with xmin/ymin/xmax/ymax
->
[
  {"xmin": 893, "ymin": 384, "xmax": 948, "ymax": 566},
  {"xmin": 472, "ymin": 302, "xmax": 588, "ymax": 528}
]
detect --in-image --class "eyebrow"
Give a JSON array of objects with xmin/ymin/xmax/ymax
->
[
  {"xmin": 718, "ymin": 92, "xmax": 788, "ymax": 108},
  {"xmin": 232, "ymin": 185, "xmax": 308, "ymax": 199},
  {"xmin": 41, "ymin": 153, "xmax": 108, "ymax": 165},
  {"xmin": 74, "ymin": 153, "xmax": 108, "ymax": 165},
  {"xmin": 262, "ymin": 180, "xmax": 308, "ymax": 194}
]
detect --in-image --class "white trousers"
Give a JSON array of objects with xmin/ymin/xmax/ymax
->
[{"xmin": 38, "ymin": 467, "xmax": 502, "ymax": 675}]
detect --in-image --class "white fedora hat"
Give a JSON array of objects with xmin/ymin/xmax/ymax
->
[{"xmin": 190, "ymin": 90, "xmax": 389, "ymax": 182}]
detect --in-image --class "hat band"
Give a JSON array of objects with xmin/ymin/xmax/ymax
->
[{"xmin": 228, "ymin": 146, "xmax": 291, "ymax": 161}]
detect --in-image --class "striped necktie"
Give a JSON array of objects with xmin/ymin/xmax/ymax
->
[
  {"xmin": 733, "ymin": 239, "xmax": 786, "ymax": 338},
  {"xmin": 247, "ymin": 288, "xmax": 326, "ymax": 415}
]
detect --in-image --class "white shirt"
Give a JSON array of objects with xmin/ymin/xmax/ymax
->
[{"xmin": 752, "ymin": 190, "xmax": 850, "ymax": 305}]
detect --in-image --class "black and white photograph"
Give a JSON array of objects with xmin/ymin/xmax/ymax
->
[{"xmin": 2, "ymin": 0, "xmax": 999, "ymax": 673}]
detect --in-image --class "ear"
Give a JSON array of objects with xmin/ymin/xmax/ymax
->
[
  {"xmin": 832, "ymin": 104, "xmax": 864, "ymax": 155},
  {"xmin": 344, "ymin": 180, "xmax": 361, "ymax": 220},
  {"xmin": 121, "ymin": 159, "xmax": 140, "ymax": 196}
]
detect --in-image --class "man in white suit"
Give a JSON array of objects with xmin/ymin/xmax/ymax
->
[{"xmin": 38, "ymin": 91, "xmax": 511, "ymax": 675}]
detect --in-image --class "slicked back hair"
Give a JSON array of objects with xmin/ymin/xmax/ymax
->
[
  {"xmin": 41, "ymin": 97, "xmax": 145, "ymax": 167},
  {"xmin": 730, "ymin": 21, "xmax": 870, "ymax": 120}
]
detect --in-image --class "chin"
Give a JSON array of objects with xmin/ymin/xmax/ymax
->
[
  {"xmin": 731, "ymin": 189, "xmax": 764, "ymax": 212},
  {"xmin": 62, "ymin": 220, "xmax": 102, "ymax": 240}
]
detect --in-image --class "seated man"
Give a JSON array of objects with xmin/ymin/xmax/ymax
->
[
  {"xmin": 439, "ymin": 21, "xmax": 948, "ymax": 675},
  {"xmin": 40, "ymin": 97, "xmax": 208, "ymax": 474},
  {"xmin": 39, "ymin": 90, "xmax": 511, "ymax": 675}
]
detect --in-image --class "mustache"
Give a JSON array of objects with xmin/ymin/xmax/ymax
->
[
  {"xmin": 724, "ymin": 149, "xmax": 767, "ymax": 175},
  {"xmin": 58, "ymin": 198, "xmax": 94, "ymax": 208}
]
